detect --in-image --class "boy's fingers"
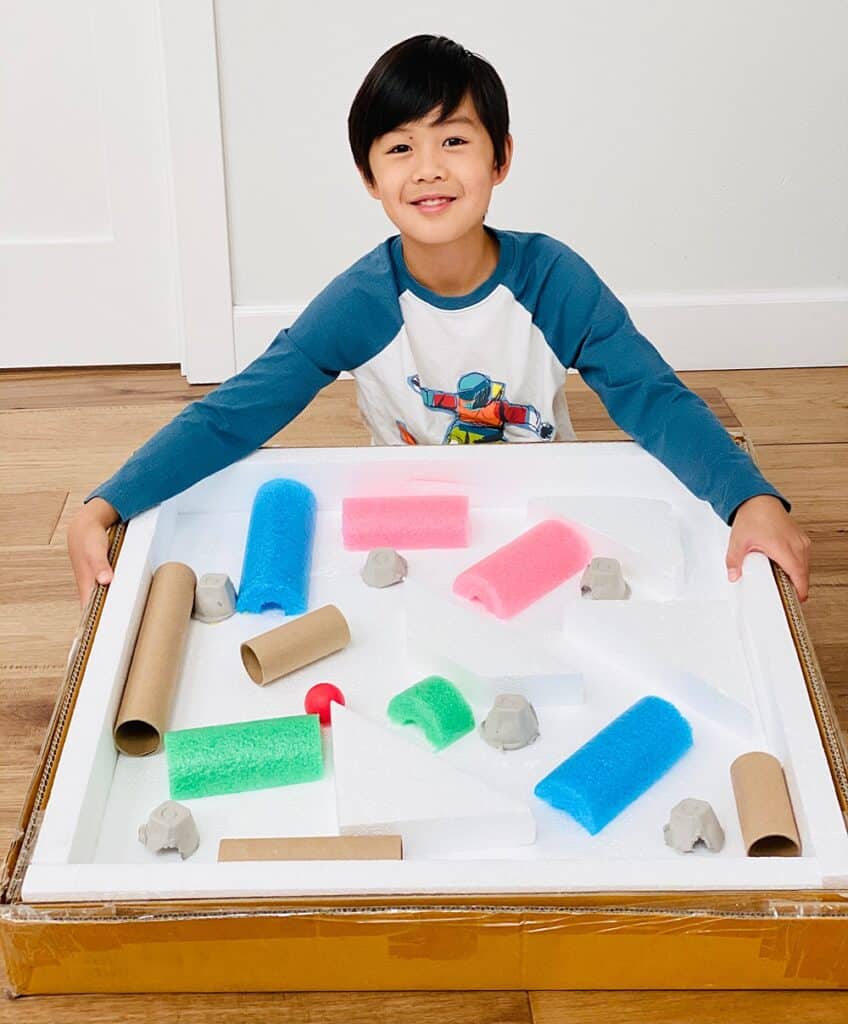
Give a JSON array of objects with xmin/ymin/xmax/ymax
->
[
  {"xmin": 725, "ymin": 534, "xmax": 750, "ymax": 582},
  {"xmin": 86, "ymin": 537, "xmax": 113, "ymax": 585},
  {"xmin": 783, "ymin": 546, "xmax": 810, "ymax": 603}
]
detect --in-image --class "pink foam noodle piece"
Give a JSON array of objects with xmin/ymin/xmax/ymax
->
[
  {"xmin": 453, "ymin": 519, "xmax": 592, "ymax": 619},
  {"xmin": 342, "ymin": 495, "xmax": 470, "ymax": 550}
]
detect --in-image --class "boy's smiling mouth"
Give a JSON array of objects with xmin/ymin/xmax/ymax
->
[{"xmin": 410, "ymin": 195, "xmax": 457, "ymax": 212}]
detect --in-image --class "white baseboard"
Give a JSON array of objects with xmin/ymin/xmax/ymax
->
[{"xmin": 231, "ymin": 290, "xmax": 848, "ymax": 380}]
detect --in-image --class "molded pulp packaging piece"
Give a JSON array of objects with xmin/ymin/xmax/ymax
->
[
  {"xmin": 236, "ymin": 478, "xmax": 317, "ymax": 614},
  {"xmin": 580, "ymin": 557, "xmax": 629, "ymax": 600},
  {"xmin": 361, "ymin": 547, "xmax": 408, "ymax": 588},
  {"xmin": 193, "ymin": 572, "xmax": 237, "ymax": 623},
  {"xmin": 113, "ymin": 561, "xmax": 197, "ymax": 756},
  {"xmin": 663, "ymin": 798, "xmax": 725, "ymax": 853},
  {"xmin": 730, "ymin": 751, "xmax": 802, "ymax": 856},
  {"xmin": 138, "ymin": 800, "xmax": 200, "ymax": 859},
  {"xmin": 481, "ymin": 694, "xmax": 540, "ymax": 750},
  {"xmin": 240, "ymin": 604, "xmax": 350, "ymax": 686}
]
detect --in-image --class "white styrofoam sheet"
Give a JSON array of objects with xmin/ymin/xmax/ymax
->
[{"xmin": 23, "ymin": 443, "xmax": 848, "ymax": 901}]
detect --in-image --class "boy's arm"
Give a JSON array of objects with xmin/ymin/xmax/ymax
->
[
  {"xmin": 85, "ymin": 329, "xmax": 337, "ymax": 521},
  {"xmin": 545, "ymin": 248, "xmax": 789, "ymax": 525}
]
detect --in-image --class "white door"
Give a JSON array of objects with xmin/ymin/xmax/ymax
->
[{"xmin": 0, "ymin": 1, "xmax": 181, "ymax": 368}]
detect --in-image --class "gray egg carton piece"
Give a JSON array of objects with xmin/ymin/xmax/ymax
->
[
  {"xmin": 361, "ymin": 547, "xmax": 408, "ymax": 588},
  {"xmin": 138, "ymin": 800, "xmax": 200, "ymax": 859},
  {"xmin": 481, "ymin": 694, "xmax": 540, "ymax": 751},
  {"xmin": 580, "ymin": 557, "xmax": 630, "ymax": 600},
  {"xmin": 193, "ymin": 573, "xmax": 238, "ymax": 623},
  {"xmin": 663, "ymin": 798, "xmax": 725, "ymax": 853}
]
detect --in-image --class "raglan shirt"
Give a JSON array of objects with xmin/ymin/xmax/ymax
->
[{"xmin": 85, "ymin": 225, "xmax": 789, "ymax": 525}]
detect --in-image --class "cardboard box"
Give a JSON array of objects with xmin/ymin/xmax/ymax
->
[{"xmin": 3, "ymin": 439, "xmax": 848, "ymax": 995}]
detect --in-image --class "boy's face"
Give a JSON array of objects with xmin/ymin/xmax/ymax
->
[{"xmin": 361, "ymin": 92, "xmax": 512, "ymax": 243}]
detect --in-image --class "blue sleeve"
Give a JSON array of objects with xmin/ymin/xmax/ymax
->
[
  {"xmin": 85, "ymin": 262, "xmax": 399, "ymax": 521},
  {"xmin": 539, "ymin": 247, "xmax": 789, "ymax": 525}
]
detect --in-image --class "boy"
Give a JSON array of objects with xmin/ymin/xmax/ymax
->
[{"xmin": 69, "ymin": 34, "xmax": 810, "ymax": 605}]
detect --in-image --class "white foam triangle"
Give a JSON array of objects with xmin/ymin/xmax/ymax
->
[{"xmin": 331, "ymin": 703, "xmax": 536, "ymax": 856}]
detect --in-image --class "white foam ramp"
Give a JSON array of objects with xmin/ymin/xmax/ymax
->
[
  {"xmin": 528, "ymin": 496, "xmax": 685, "ymax": 600},
  {"xmin": 331, "ymin": 704, "xmax": 536, "ymax": 856},
  {"xmin": 563, "ymin": 600, "xmax": 755, "ymax": 736},
  {"xmin": 404, "ymin": 581, "xmax": 583, "ymax": 706}
]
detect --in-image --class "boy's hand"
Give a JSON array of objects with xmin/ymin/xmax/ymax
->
[
  {"xmin": 726, "ymin": 494, "xmax": 811, "ymax": 602},
  {"xmin": 67, "ymin": 498, "xmax": 120, "ymax": 609}
]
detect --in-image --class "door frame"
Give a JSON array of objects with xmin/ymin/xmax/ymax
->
[{"xmin": 158, "ymin": 0, "xmax": 235, "ymax": 384}]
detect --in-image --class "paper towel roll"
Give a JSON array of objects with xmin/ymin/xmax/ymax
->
[
  {"xmin": 730, "ymin": 751, "xmax": 801, "ymax": 857},
  {"xmin": 114, "ymin": 561, "xmax": 196, "ymax": 756},
  {"xmin": 240, "ymin": 604, "xmax": 350, "ymax": 686}
]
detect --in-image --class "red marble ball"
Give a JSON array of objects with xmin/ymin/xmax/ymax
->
[{"xmin": 304, "ymin": 683, "xmax": 346, "ymax": 725}]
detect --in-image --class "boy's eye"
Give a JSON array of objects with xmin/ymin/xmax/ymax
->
[{"xmin": 387, "ymin": 137, "xmax": 467, "ymax": 154}]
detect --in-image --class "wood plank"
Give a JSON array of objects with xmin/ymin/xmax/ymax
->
[
  {"xmin": 564, "ymin": 377, "xmax": 740, "ymax": 438},
  {"xmin": 0, "ymin": 991, "xmax": 531, "ymax": 1022},
  {"xmin": 530, "ymin": 991, "xmax": 848, "ymax": 1023},
  {"xmin": 0, "ymin": 365, "xmax": 212, "ymax": 411},
  {"xmin": 0, "ymin": 490, "xmax": 67, "ymax": 546},
  {"xmin": 679, "ymin": 367, "xmax": 848, "ymax": 445},
  {"xmin": 0, "ymin": 671, "xmax": 63, "ymax": 855}
]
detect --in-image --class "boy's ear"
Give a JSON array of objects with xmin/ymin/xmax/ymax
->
[{"xmin": 493, "ymin": 133, "xmax": 514, "ymax": 186}]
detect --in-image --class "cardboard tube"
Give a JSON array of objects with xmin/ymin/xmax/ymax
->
[
  {"xmin": 114, "ymin": 561, "xmax": 197, "ymax": 756},
  {"xmin": 240, "ymin": 604, "xmax": 350, "ymax": 686},
  {"xmin": 218, "ymin": 835, "xmax": 403, "ymax": 862},
  {"xmin": 730, "ymin": 751, "xmax": 801, "ymax": 857}
]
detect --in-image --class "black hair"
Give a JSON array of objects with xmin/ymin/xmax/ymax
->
[{"xmin": 348, "ymin": 35, "xmax": 510, "ymax": 187}]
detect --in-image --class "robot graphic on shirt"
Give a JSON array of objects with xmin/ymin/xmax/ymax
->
[{"xmin": 398, "ymin": 371, "xmax": 554, "ymax": 445}]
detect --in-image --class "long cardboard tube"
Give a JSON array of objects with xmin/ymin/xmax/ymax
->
[
  {"xmin": 730, "ymin": 751, "xmax": 801, "ymax": 857},
  {"xmin": 114, "ymin": 561, "xmax": 197, "ymax": 756},
  {"xmin": 218, "ymin": 835, "xmax": 403, "ymax": 862},
  {"xmin": 240, "ymin": 604, "xmax": 350, "ymax": 686}
]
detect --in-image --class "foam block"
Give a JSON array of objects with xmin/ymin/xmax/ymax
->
[
  {"xmin": 342, "ymin": 494, "xmax": 469, "ymax": 550},
  {"xmin": 332, "ymin": 704, "xmax": 536, "ymax": 856},
  {"xmin": 563, "ymin": 600, "xmax": 754, "ymax": 736},
  {"xmin": 453, "ymin": 519, "xmax": 591, "ymax": 618},
  {"xmin": 165, "ymin": 714, "xmax": 323, "ymax": 799},
  {"xmin": 404, "ymin": 581, "xmax": 583, "ymax": 706},
  {"xmin": 236, "ymin": 478, "xmax": 317, "ymax": 615},
  {"xmin": 534, "ymin": 696, "xmax": 693, "ymax": 834},
  {"xmin": 387, "ymin": 676, "xmax": 475, "ymax": 749}
]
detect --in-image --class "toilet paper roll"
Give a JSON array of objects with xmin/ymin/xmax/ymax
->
[
  {"xmin": 240, "ymin": 604, "xmax": 350, "ymax": 686},
  {"xmin": 114, "ymin": 561, "xmax": 197, "ymax": 756},
  {"xmin": 730, "ymin": 751, "xmax": 801, "ymax": 857}
]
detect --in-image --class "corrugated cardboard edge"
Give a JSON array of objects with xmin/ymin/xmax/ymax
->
[
  {"xmin": 3, "ymin": 439, "xmax": 848, "ymax": 993},
  {"xmin": 1, "ymin": 520, "xmax": 127, "ymax": 904},
  {"xmin": 734, "ymin": 432, "xmax": 848, "ymax": 819}
]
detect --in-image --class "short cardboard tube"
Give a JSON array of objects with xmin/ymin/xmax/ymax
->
[
  {"xmin": 114, "ymin": 561, "xmax": 197, "ymax": 756},
  {"xmin": 730, "ymin": 751, "xmax": 801, "ymax": 857},
  {"xmin": 240, "ymin": 604, "xmax": 351, "ymax": 686}
]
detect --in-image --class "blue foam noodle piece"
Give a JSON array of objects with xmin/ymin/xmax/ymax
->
[
  {"xmin": 533, "ymin": 696, "xmax": 693, "ymax": 834},
  {"xmin": 236, "ymin": 479, "xmax": 317, "ymax": 615}
]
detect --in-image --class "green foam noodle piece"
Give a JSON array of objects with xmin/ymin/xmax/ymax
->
[
  {"xmin": 387, "ymin": 675, "xmax": 475, "ymax": 750},
  {"xmin": 165, "ymin": 714, "xmax": 323, "ymax": 800}
]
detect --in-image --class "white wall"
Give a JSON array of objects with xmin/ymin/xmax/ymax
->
[{"xmin": 213, "ymin": 0, "xmax": 847, "ymax": 370}]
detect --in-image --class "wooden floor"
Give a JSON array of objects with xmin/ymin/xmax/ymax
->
[{"xmin": 0, "ymin": 365, "xmax": 846, "ymax": 1020}]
